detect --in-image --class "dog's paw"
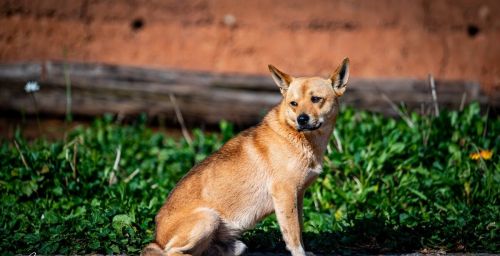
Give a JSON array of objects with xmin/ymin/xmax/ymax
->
[
  {"xmin": 141, "ymin": 243, "xmax": 165, "ymax": 256},
  {"xmin": 305, "ymin": 251, "xmax": 316, "ymax": 256}
]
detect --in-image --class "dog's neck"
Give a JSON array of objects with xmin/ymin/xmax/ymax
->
[{"xmin": 264, "ymin": 103, "xmax": 337, "ymax": 164}]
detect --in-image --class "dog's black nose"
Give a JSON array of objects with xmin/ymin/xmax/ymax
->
[{"xmin": 297, "ymin": 114, "xmax": 309, "ymax": 125}]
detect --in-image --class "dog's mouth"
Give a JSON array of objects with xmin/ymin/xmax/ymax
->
[{"xmin": 297, "ymin": 122, "xmax": 322, "ymax": 132}]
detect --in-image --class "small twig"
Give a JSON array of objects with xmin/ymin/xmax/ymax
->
[
  {"xmin": 29, "ymin": 93, "xmax": 42, "ymax": 134},
  {"xmin": 109, "ymin": 145, "xmax": 121, "ymax": 186},
  {"xmin": 333, "ymin": 129, "xmax": 343, "ymax": 153},
  {"xmin": 113, "ymin": 145, "xmax": 122, "ymax": 172},
  {"xmin": 115, "ymin": 112, "xmax": 125, "ymax": 124},
  {"xmin": 124, "ymin": 168, "xmax": 140, "ymax": 183},
  {"xmin": 326, "ymin": 144, "xmax": 332, "ymax": 155},
  {"xmin": 483, "ymin": 105, "xmax": 490, "ymax": 138},
  {"xmin": 428, "ymin": 74, "xmax": 440, "ymax": 117},
  {"xmin": 63, "ymin": 51, "xmax": 73, "ymax": 123},
  {"xmin": 422, "ymin": 118, "xmax": 431, "ymax": 146},
  {"xmin": 169, "ymin": 93, "xmax": 193, "ymax": 146},
  {"xmin": 64, "ymin": 138, "xmax": 80, "ymax": 179},
  {"xmin": 65, "ymin": 147, "xmax": 75, "ymax": 176},
  {"xmin": 459, "ymin": 92, "xmax": 467, "ymax": 111},
  {"xmin": 13, "ymin": 139, "xmax": 29, "ymax": 169},
  {"xmin": 108, "ymin": 171, "xmax": 117, "ymax": 186},
  {"xmin": 381, "ymin": 93, "xmax": 415, "ymax": 128},
  {"xmin": 72, "ymin": 141, "xmax": 78, "ymax": 179}
]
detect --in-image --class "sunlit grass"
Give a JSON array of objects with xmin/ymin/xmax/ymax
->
[{"xmin": 0, "ymin": 103, "xmax": 498, "ymax": 254}]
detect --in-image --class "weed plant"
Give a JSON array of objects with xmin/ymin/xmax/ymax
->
[{"xmin": 0, "ymin": 103, "xmax": 498, "ymax": 254}]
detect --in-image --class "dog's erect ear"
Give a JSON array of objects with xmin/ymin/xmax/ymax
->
[
  {"xmin": 268, "ymin": 64, "xmax": 293, "ymax": 94},
  {"xmin": 330, "ymin": 58, "xmax": 350, "ymax": 96}
]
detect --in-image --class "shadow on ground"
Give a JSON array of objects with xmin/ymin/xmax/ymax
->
[{"xmin": 242, "ymin": 217, "xmax": 474, "ymax": 255}]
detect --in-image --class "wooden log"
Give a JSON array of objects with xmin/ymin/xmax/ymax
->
[{"xmin": 0, "ymin": 61, "xmax": 492, "ymax": 126}]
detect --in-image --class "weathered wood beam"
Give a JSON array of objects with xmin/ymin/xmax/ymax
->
[{"xmin": 0, "ymin": 61, "xmax": 491, "ymax": 126}]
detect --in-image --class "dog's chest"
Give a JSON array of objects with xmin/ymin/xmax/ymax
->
[{"xmin": 304, "ymin": 164, "xmax": 322, "ymax": 185}]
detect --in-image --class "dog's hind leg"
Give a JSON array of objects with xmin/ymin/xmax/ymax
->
[{"xmin": 162, "ymin": 207, "xmax": 221, "ymax": 256}]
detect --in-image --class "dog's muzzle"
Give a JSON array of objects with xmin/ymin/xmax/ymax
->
[{"xmin": 297, "ymin": 122, "xmax": 322, "ymax": 132}]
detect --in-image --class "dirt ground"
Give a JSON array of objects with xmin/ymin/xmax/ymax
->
[
  {"xmin": 0, "ymin": 0, "xmax": 499, "ymax": 96},
  {"xmin": 245, "ymin": 254, "xmax": 496, "ymax": 256}
]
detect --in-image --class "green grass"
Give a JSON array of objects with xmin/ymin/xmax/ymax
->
[{"xmin": 0, "ymin": 103, "xmax": 498, "ymax": 254}]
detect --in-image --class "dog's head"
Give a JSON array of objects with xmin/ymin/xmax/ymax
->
[{"xmin": 268, "ymin": 58, "xmax": 349, "ymax": 132}]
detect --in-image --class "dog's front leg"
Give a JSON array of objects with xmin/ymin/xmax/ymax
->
[
  {"xmin": 271, "ymin": 183, "xmax": 306, "ymax": 256},
  {"xmin": 298, "ymin": 190, "xmax": 305, "ymax": 246}
]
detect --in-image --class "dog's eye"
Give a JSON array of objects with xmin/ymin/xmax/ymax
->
[
  {"xmin": 290, "ymin": 101, "xmax": 298, "ymax": 107},
  {"xmin": 311, "ymin": 96, "xmax": 322, "ymax": 103}
]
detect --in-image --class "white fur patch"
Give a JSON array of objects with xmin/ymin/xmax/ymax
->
[
  {"xmin": 305, "ymin": 165, "xmax": 322, "ymax": 184},
  {"xmin": 309, "ymin": 165, "xmax": 323, "ymax": 174},
  {"xmin": 233, "ymin": 240, "xmax": 247, "ymax": 256}
]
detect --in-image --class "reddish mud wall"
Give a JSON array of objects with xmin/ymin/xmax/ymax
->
[{"xmin": 0, "ymin": 0, "xmax": 499, "ymax": 96}]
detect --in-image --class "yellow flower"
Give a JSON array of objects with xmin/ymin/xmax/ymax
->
[
  {"xmin": 334, "ymin": 208, "xmax": 343, "ymax": 221},
  {"xmin": 469, "ymin": 149, "xmax": 493, "ymax": 160}
]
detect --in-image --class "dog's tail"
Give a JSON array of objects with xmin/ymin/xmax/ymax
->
[{"xmin": 141, "ymin": 242, "xmax": 164, "ymax": 256}]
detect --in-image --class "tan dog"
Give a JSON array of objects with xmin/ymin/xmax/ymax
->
[{"xmin": 142, "ymin": 58, "xmax": 350, "ymax": 256}]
